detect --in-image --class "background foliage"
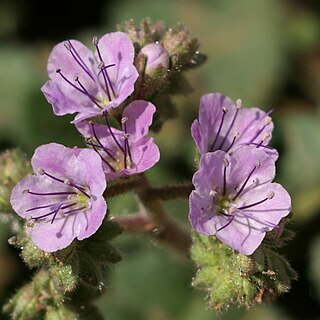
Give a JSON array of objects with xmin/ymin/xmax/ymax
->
[{"xmin": 0, "ymin": 0, "xmax": 319, "ymax": 319}]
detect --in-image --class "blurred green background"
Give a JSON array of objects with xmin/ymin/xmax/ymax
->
[{"xmin": 1, "ymin": 0, "xmax": 320, "ymax": 319}]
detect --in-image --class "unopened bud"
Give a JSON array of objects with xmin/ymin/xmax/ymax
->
[{"xmin": 138, "ymin": 43, "xmax": 169, "ymax": 73}]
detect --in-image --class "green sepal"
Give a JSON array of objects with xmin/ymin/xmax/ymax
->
[
  {"xmin": 45, "ymin": 305, "xmax": 79, "ymax": 320},
  {"xmin": 191, "ymin": 232, "xmax": 297, "ymax": 311},
  {"xmin": 91, "ymin": 219, "xmax": 123, "ymax": 242},
  {"xmin": 116, "ymin": 19, "xmax": 165, "ymax": 50},
  {"xmin": 3, "ymin": 269, "xmax": 64, "ymax": 319}
]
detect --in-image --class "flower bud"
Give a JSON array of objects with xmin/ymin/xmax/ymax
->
[{"xmin": 138, "ymin": 43, "xmax": 169, "ymax": 73}]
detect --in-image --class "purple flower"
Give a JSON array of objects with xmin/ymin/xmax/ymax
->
[
  {"xmin": 138, "ymin": 43, "xmax": 169, "ymax": 72},
  {"xmin": 76, "ymin": 100, "xmax": 160, "ymax": 180},
  {"xmin": 41, "ymin": 32, "xmax": 139, "ymax": 123},
  {"xmin": 189, "ymin": 146, "xmax": 291, "ymax": 255},
  {"xmin": 191, "ymin": 93, "xmax": 278, "ymax": 159},
  {"xmin": 10, "ymin": 143, "xmax": 107, "ymax": 252}
]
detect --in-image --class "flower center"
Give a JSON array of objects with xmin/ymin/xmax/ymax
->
[
  {"xmin": 208, "ymin": 160, "xmax": 279, "ymax": 233},
  {"xmin": 76, "ymin": 192, "xmax": 91, "ymax": 209},
  {"xmin": 25, "ymin": 170, "xmax": 91, "ymax": 225},
  {"xmin": 87, "ymin": 116, "xmax": 134, "ymax": 174}
]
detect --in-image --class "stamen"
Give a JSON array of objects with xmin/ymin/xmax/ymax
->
[
  {"xmin": 122, "ymin": 119, "xmax": 132, "ymax": 162},
  {"xmin": 94, "ymin": 37, "xmax": 115, "ymax": 100},
  {"xmin": 26, "ymin": 203, "xmax": 59, "ymax": 212},
  {"xmin": 27, "ymin": 191, "xmax": 77, "ymax": 196},
  {"xmin": 88, "ymin": 137, "xmax": 116, "ymax": 172},
  {"xmin": 86, "ymin": 140, "xmax": 115, "ymax": 159},
  {"xmin": 209, "ymin": 107, "xmax": 227, "ymax": 151},
  {"xmin": 123, "ymin": 134, "xmax": 128, "ymax": 169},
  {"xmin": 232, "ymin": 161, "xmax": 260, "ymax": 200},
  {"xmin": 104, "ymin": 113, "xmax": 124, "ymax": 153},
  {"xmin": 43, "ymin": 170, "xmax": 90, "ymax": 198},
  {"xmin": 267, "ymin": 191, "xmax": 275, "ymax": 199},
  {"xmin": 75, "ymin": 76, "xmax": 102, "ymax": 109},
  {"xmin": 121, "ymin": 117, "xmax": 128, "ymax": 124},
  {"xmin": 225, "ymin": 131, "xmax": 240, "ymax": 152},
  {"xmin": 264, "ymin": 116, "xmax": 272, "ymax": 126},
  {"xmin": 218, "ymin": 102, "xmax": 241, "ymax": 150},
  {"xmin": 56, "ymin": 69, "xmax": 87, "ymax": 95},
  {"xmin": 97, "ymin": 61, "xmax": 111, "ymax": 101},
  {"xmin": 250, "ymin": 143, "xmax": 274, "ymax": 150},
  {"xmin": 50, "ymin": 207, "xmax": 60, "ymax": 224},
  {"xmin": 32, "ymin": 206, "xmax": 61, "ymax": 221},
  {"xmin": 92, "ymin": 36, "xmax": 99, "ymax": 46},
  {"xmin": 219, "ymin": 210, "xmax": 233, "ymax": 217},
  {"xmin": 237, "ymin": 194, "xmax": 273, "ymax": 210},
  {"xmin": 223, "ymin": 158, "xmax": 229, "ymax": 195},
  {"xmin": 98, "ymin": 63, "xmax": 116, "ymax": 76},
  {"xmin": 64, "ymin": 206, "xmax": 87, "ymax": 216},
  {"xmin": 253, "ymin": 132, "xmax": 272, "ymax": 149},
  {"xmin": 65, "ymin": 40, "xmax": 95, "ymax": 82},
  {"xmin": 90, "ymin": 123, "xmax": 116, "ymax": 161},
  {"xmin": 249, "ymin": 111, "xmax": 273, "ymax": 144},
  {"xmin": 216, "ymin": 215, "xmax": 234, "ymax": 232}
]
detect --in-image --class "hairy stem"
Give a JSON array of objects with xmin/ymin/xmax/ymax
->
[
  {"xmin": 104, "ymin": 175, "xmax": 193, "ymax": 200},
  {"xmin": 147, "ymin": 183, "xmax": 193, "ymax": 200},
  {"xmin": 104, "ymin": 174, "xmax": 146, "ymax": 198},
  {"xmin": 115, "ymin": 214, "xmax": 156, "ymax": 233},
  {"xmin": 135, "ymin": 174, "xmax": 191, "ymax": 254}
]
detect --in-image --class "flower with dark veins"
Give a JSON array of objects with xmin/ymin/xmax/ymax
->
[
  {"xmin": 189, "ymin": 146, "xmax": 291, "ymax": 255},
  {"xmin": 41, "ymin": 32, "xmax": 139, "ymax": 123},
  {"xmin": 10, "ymin": 143, "xmax": 107, "ymax": 252},
  {"xmin": 191, "ymin": 93, "xmax": 278, "ymax": 159},
  {"xmin": 76, "ymin": 100, "xmax": 160, "ymax": 180}
]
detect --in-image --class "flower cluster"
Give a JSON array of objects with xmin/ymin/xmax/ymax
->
[
  {"xmin": 5, "ymin": 21, "xmax": 296, "ymax": 317},
  {"xmin": 189, "ymin": 93, "xmax": 291, "ymax": 255},
  {"xmin": 10, "ymin": 30, "xmax": 291, "ymax": 259},
  {"xmin": 11, "ymin": 32, "xmax": 160, "ymax": 252}
]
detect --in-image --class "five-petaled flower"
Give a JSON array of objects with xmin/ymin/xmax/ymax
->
[
  {"xmin": 76, "ymin": 100, "xmax": 160, "ymax": 180},
  {"xmin": 10, "ymin": 143, "xmax": 107, "ymax": 252},
  {"xmin": 189, "ymin": 146, "xmax": 291, "ymax": 255},
  {"xmin": 41, "ymin": 32, "xmax": 139, "ymax": 123},
  {"xmin": 191, "ymin": 93, "xmax": 278, "ymax": 159}
]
